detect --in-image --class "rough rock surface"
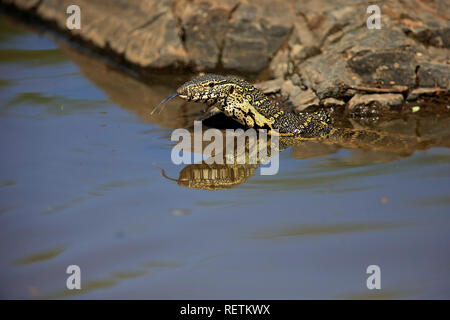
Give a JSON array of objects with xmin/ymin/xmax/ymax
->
[
  {"xmin": 2, "ymin": 0, "xmax": 449, "ymax": 111},
  {"xmin": 281, "ymin": 81, "xmax": 319, "ymax": 111},
  {"xmin": 407, "ymin": 87, "xmax": 448, "ymax": 101},
  {"xmin": 348, "ymin": 94, "xmax": 404, "ymax": 110}
]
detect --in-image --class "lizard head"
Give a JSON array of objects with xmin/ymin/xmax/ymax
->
[{"xmin": 177, "ymin": 74, "xmax": 242, "ymax": 106}]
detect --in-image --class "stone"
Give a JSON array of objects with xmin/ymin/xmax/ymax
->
[
  {"xmin": 292, "ymin": 89, "xmax": 320, "ymax": 111},
  {"xmin": 322, "ymin": 98, "xmax": 345, "ymax": 108},
  {"xmin": 343, "ymin": 27, "xmax": 419, "ymax": 87},
  {"xmin": 290, "ymin": 44, "xmax": 320, "ymax": 63},
  {"xmin": 290, "ymin": 74, "xmax": 301, "ymax": 86},
  {"xmin": 281, "ymin": 80, "xmax": 319, "ymax": 111},
  {"xmin": 281, "ymin": 80, "xmax": 302, "ymax": 98},
  {"xmin": 175, "ymin": 0, "xmax": 239, "ymax": 70},
  {"xmin": 254, "ymin": 78, "xmax": 284, "ymax": 94},
  {"xmin": 269, "ymin": 48, "xmax": 289, "ymax": 79},
  {"xmin": 406, "ymin": 88, "xmax": 448, "ymax": 101},
  {"xmin": 220, "ymin": 0, "xmax": 294, "ymax": 73},
  {"xmin": 5, "ymin": 0, "xmax": 450, "ymax": 103},
  {"xmin": 3, "ymin": 0, "xmax": 39, "ymax": 9},
  {"xmin": 35, "ymin": 0, "xmax": 188, "ymax": 68},
  {"xmin": 348, "ymin": 94, "xmax": 404, "ymax": 110},
  {"xmin": 417, "ymin": 62, "xmax": 450, "ymax": 88}
]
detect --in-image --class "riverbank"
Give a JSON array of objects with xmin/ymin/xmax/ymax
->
[{"xmin": 2, "ymin": 0, "xmax": 449, "ymax": 113}]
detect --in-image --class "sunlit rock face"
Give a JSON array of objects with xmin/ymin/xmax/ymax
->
[{"xmin": 5, "ymin": 0, "xmax": 449, "ymax": 110}]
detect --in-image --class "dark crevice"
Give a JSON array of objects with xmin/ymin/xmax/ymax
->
[
  {"xmin": 216, "ymin": 2, "xmax": 241, "ymax": 70},
  {"xmin": 170, "ymin": 2, "xmax": 188, "ymax": 58},
  {"xmin": 414, "ymin": 64, "xmax": 421, "ymax": 88},
  {"xmin": 402, "ymin": 27, "xmax": 449, "ymax": 49},
  {"xmin": 319, "ymin": 22, "xmax": 349, "ymax": 47},
  {"xmin": 215, "ymin": 2, "xmax": 241, "ymax": 70},
  {"xmin": 264, "ymin": 25, "xmax": 294, "ymax": 79},
  {"xmin": 227, "ymin": 2, "xmax": 240, "ymax": 21},
  {"xmin": 130, "ymin": 11, "xmax": 166, "ymax": 34}
]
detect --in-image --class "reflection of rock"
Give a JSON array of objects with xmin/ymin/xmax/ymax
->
[
  {"xmin": 58, "ymin": 42, "xmax": 202, "ymax": 129},
  {"xmin": 290, "ymin": 141, "xmax": 339, "ymax": 160},
  {"xmin": 340, "ymin": 149, "xmax": 409, "ymax": 165},
  {"xmin": 6, "ymin": 0, "xmax": 450, "ymax": 109}
]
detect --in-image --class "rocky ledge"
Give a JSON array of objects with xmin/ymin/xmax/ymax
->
[{"xmin": 2, "ymin": 0, "xmax": 449, "ymax": 112}]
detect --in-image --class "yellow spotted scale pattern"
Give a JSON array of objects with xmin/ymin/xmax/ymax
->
[{"xmin": 176, "ymin": 74, "xmax": 332, "ymax": 137}]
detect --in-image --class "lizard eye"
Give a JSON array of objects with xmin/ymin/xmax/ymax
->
[{"xmin": 208, "ymin": 82, "xmax": 215, "ymax": 87}]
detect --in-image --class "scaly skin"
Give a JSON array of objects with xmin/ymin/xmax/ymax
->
[{"xmin": 177, "ymin": 74, "xmax": 332, "ymax": 137}]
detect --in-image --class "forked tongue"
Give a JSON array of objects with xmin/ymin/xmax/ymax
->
[{"xmin": 151, "ymin": 93, "xmax": 179, "ymax": 115}]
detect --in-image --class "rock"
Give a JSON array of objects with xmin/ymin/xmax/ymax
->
[
  {"xmin": 4, "ymin": 0, "xmax": 450, "ymax": 103},
  {"xmin": 392, "ymin": 0, "xmax": 450, "ymax": 48},
  {"xmin": 254, "ymin": 78, "xmax": 284, "ymax": 94},
  {"xmin": 175, "ymin": 0, "xmax": 239, "ymax": 70},
  {"xmin": 418, "ymin": 62, "xmax": 450, "ymax": 88},
  {"xmin": 292, "ymin": 89, "xmax": 320, "ymax": 111},
  {"xmin": 281, "ymin": 80, "xmax": 302, "ymax": 98},
  {"xmin": 406, "ymin": 26, "xmax": 450, "ymax": 48},
  {"xmin": 3, "ymin": 0, "xmax": 39, "ymax": 9},
  {"xmin": 287, "ymin": 13, "xmax": 316, "ymax": 48},
  {"xmin": 300, "ymin": 51, "xmax": 360, "ymax": 100},
  {"xmin": 349, "ymin": 85, "xmax": 409, "ymax": 93},
  {"xmin": 281, "ymin": 80, "xmax": 319, "ymax": 111},
  {"xmin": 406, "ymin": 87, "xmax": 448, "ymax": 101},
  {"xmin": 6, "ymin": 0, "xmax": 295, "ymax": 73},
  {"xmin": 290, "ymin": 74, "xmax": 301, "ymax": 86},
  {"xmin": 221, "ymin": 0, "xmax": 294, "ymax": 72},
  {"xmin": 344, "ymin": 27, "xmax": 419, "ymax": 87},
  {"xmin": 269, "ymin": 48, "xmax": 290, "ymax": 79},
  {"xmin": 35, "ymin": 0, "xmax": 188, "ymax": 68},
  {"xmin": 290, "ymin": 44, "xmax": 320, "ymax": 63},
  {"xmin": 322, "ymin": 98, "xmax": 345, "ymax": 108},
  {"xmin": 348, "ymin": 94, "xmax": 404, "ymax": 110}
]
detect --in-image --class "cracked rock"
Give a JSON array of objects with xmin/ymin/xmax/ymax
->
[
  {"xmin": 6, "ymin": 0, "xmax": 450, "ymax": 107},
  {"xmin": 418, "ymin": 62, "xmax": 450, "ymax": 88},
  {"xmin": 406, "ymin": 88, "xmax": 448, "ymax": 101},
  {"xmin": 254, "ymin": 78, "xmax": 284, "ymax": 94},
  {"xmin": 281, "ymin": 81, "xmax": 319, "ymax": 111}
]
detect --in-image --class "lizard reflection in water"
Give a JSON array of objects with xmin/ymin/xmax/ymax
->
[{"xmin": 158, "ymin": 74, "xmax": 432, "ymax": 190}]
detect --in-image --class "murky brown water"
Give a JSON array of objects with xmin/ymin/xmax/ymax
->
[{"xmin": 1, "ymin": 16, "xmax": 449, "ymax": 299}]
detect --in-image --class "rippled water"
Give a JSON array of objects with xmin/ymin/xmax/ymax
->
[{"xmin": 0, "ymin": 16, "xmax": 449, "ymax": 299}]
